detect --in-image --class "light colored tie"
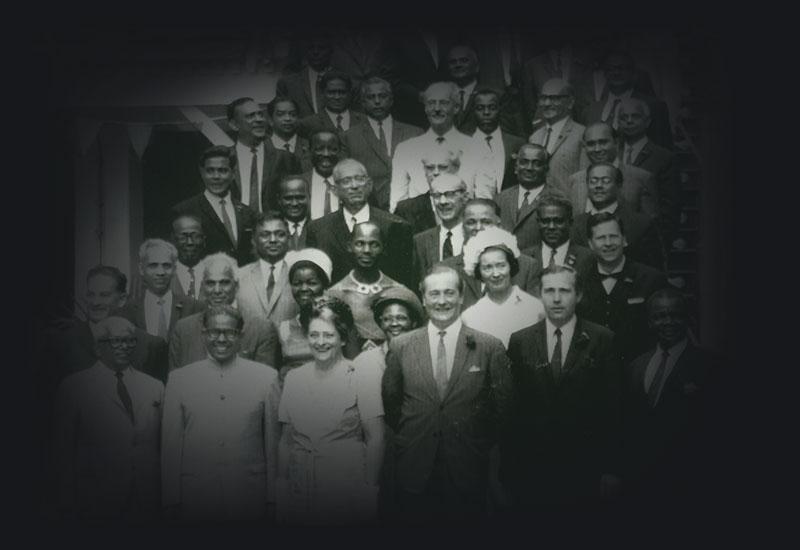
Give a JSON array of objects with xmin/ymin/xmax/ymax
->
[
  {"xmin": 435, "ymin": 330, "xmax": 448, "ymax": 398},
  {"xmin": 157, "ymin": 297, "xmax": 168, "ymax": 339},
  {"xmin": 266, "ymin": 265, "xmax": 276, "ymax": 303},
  {"xmin": 219, "ymin": 198, "xmax": 237, "ymax": 246},
  {"xmin": 521, "ymin": 190, "xmax": 531, "ymax": 209},
  {"xmin": 625, "ymin": 146, "xmax": 634, "ymax": 165},
  {"xmin": 548, "ymin": 247, "xmax": 557, "ymax": 268}
]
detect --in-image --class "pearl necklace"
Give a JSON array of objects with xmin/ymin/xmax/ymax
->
[{"xmin": 349, "ymin": 272, "xmax": 384, "ymax": 295}]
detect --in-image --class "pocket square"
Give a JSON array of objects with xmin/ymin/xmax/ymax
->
[
  {"xmin": 468, "ymin": 365, "xmax": 482, "ymax": 373},
  {"xmin": 627, "ymin": 297, "xmax": 645, "ymax": 304}
]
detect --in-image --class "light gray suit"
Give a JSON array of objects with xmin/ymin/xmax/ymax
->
[
  {"xmin": 236, "ymin": 260, "xmax": 299, "ymax": 329},
  {"xmin": 568, "ymin": 164, "xmax": 658, "ymax": 219},
  {"xmin": 529, "ymin": 117, "xmax": 588, "ymax": 195}
]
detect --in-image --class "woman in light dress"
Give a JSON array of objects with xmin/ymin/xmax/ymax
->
[
  {"xmin": 276, "ymin": 296, "xmax": 384, "ymax": 525},
  {"xmin": 460, "ymin": 226, "xmax": 545, "ymax": 348}
]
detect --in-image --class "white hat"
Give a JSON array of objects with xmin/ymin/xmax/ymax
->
[
  {"xmin": 285, "ymin": 248, "xmax": 333, "ymax": 283},
  {"xmin": 462, "ymin": 226, "xmax": 520, "ymax": 279}
]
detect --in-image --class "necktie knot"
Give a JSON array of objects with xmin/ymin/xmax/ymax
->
[
  {"xmin": 600, "ymin": 271, "xmax": 622, "ymax": 280},
  {"xmin": 284, "ymin": 142, "xmax": 291, "ymax": 152},
  {"xmin": 446, "ymin": 230, "xmax": 452, "ymax": 238},
  {"xmin": 436, "ymin": 136, "xmax": 445, "ymax": 144},
  {"xmin": 251, "ymin": 146, "xmax": 257, "ymax": 155},
  {"xmin": 219, "ymin": 198, "xmax": 226, "ymax": 206},
  {"xmin": 522, "ymin": 190, "xmax": 531, "ymax": 204},
  {"xmin": 157, "ymin": 297, "xmax": 165, "ymax": 305},
  {"xmin": 115, "ymin": 371, "xmax": 124, "ymax": 380},
  {"xmin": 554, "ymin": 327, "xmax": 562, "ymax": 337},
  {"xmin": 293, "ymin": 222, "xmax": 300, "ymax": 234},
  {"xmin": 351, "ymin": 216, "xmax": 357, "ymax": 227},
  {"xmin": 438, "ymin": 330, "xmax": 446, "ymax": 339}
]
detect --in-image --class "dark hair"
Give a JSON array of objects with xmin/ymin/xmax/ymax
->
[
  {"xmin": 584, "ymin": 122, "xmax": 620, "ymax": 141},
  {"xmin": 351, "ymin": 221, "xmax": 384, "ymax": 243},
  {"xmin": 360, "ymin": 76, "xmax": 392, "ymax": 98},
  {"xmin": 198, "ymin": 145, "xmax": 237, "ymax": 170},
  {"xmin": 86, "ymin": 265, "xmax": 127, "ymax": 293},
  {"xmin": 254, "ymin": 210, "xmax": 289, "ymax": 230},
  {"xmin": 267, "ymin": 96, "xmax": 299, "ymax": 117},
  {"xmin": 202, "ymin": 304, "xmax": 244, "ymax": 331},
  {"xmin": 299, "ymin": 294, "xmax": 354, "ymax": 341},
  {"xmin": 586, "ymin": 162, "xmax": 623, "ymax": 186},
  {"xmin": 226, "ymin": 96, "xmax": 255, "ymax": 121},
  {"xmin": 420, "ymin": 263, "xmax": 465, "ymax": 296},
  {"xmin": 540, "ymin": 264, "xmax": 582, "ymax": 293},
  {"xmin": 464, "ymin": 198, "xmax": 501, "ymax": 217},
  {"xmin": 587, "ymin": 212, "xmax": 626, "ymax": 239},
  {"xmin": 320, "ymin": 70, "xmax": 352, "ymax": 92},
  {"xmin": 279, "ymin": 174, "xmax": 309, "ymax": 195},
  {"xmin": 472, "ymin": 246, "xmax": 520, "ymax": 282},
  {"xmin": 647, "ymin": 287, "xmax": 688, "ymax": 314},
  {"xmin": 514, "ymin": 142, "xmax": 550, "ymax": 163},
  {"xmin": 473, "ymin": 86, "xmax": 502, "ymax": 102},
  {"xmin": 289, "ymin": 260, "xmax": 330, "ymax": 289},
  {"xmin": 536, "ymin": 193, "xmax": 573, "ymax": 221},
  {"xmin": 310, "ymin": 130, "xmax": 342, "ymax": 149}
]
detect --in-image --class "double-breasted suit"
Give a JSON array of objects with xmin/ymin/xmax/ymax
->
[
  {"xmin": 342, "ymin": 119, "xmax": 424, "ymax": 211},
  {"xmin": 236, "ymin": 260, "xmax": 299, "ymax": 329}
]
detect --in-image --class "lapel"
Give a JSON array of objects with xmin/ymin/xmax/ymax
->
[
  {"xmin": 561, "ymin": 318, "xmax": 590, "ymax": 377},
  {"xmin": 515, "ymin": 186, "xmax": 540, "ymax": 228},
  {"xmin": 549, "ymin": 118, "xmax": 573, "ymax": 156},
  {"xmin": 265, "ymin": 260, "xmax": 289, "ymax": 314},
  {"xmin": 169, "ymin": 295, "xmax": 186, "ymax": 332},
  {"xmin": 131, "ymin": 300, "xmax": 147, "ymax": 331},
  {"xmin": 413, "ymin": 329, "xmax": 440, "ymax": 402},
  {"xmin": 331, "ymin": 210, "xmax": 353, "ymax": 254},
  {"xmin": 232, "ymin": 200, "xmax": 250, "ymax": 245},
  {"xmin": 442, "ymin": 326, "xmax": 473, "ymax": 401},
  {"xmin": 199, "ymin": 194, "xmax": 234, "ymax": 247},
  {"xmin": 301, "ymin": 67, "xmax": 314, "ymax": 111},
  {"xmin": 428, "ymin": 230, "xmax": 441, "ymax": 263},
  {"xmin": 633, "ymin": 141, "xmax": 652, "ymax": 167},
  {"xmin": 361, "ymin": 121, "xmax": 390, "ymax": 165},
  {"xmin": 454, "ymin": 254, "xmax": 482, "ymax": 300},
  {"xmin": 247, "ymin": 263, "xmax": 271, "ymax": 316},
  {"xmin": 527, "ymin": 322, "xmax": 551, "ymax": 378},
  {"xmin": 390, "ymin": 123, "xmax": 408, "ymax": 156}
]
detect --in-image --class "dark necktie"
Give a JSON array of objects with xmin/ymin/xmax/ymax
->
[
  {"xmin": 436, "ymin": 136, "xmax": 445, "ymax": 144},
  {"xmin": 377, "ymin": 120, "xmax": 388, "ymax": 155},
  {"xmin": 600, "ymin": 271, "xmax": 622, "ymax": 280},
  {"xmin": 485, "ymin": 134, "xmax": 493, "ymax": 150},
  {"xmin": 521, "ymin": 190, "xmax": 531, "ymax": 210},
  {"xmin": 607, "ymin": 98, "xmax": 621, "ymax": 127},
  {"xmin": 548, "ymin": 247, "xmax": 557, "ymax": 268},
  {"xmin": 291, "ymin": 222, "xmax": 300, "ymax": 249},
  {"xmin": 550, "ymin": 327, "xmax": 563, "ymax": 381},
  {"xmin": 435, "ymin": 330, "xmax": 448, "ymax": 398},
  {"xmin": 336, "ymin": 114, "xmax": 344, "ymax": 131},
  {"xmin": 284, "ymin": 142, "xmax": 292, "ymax": 153},
  {"xmin": 266, "ymin": 265, "xmax": 276, "ymax": 303},
  {"xmin": 156, "ymin": 297, "xmax": 168, "ymax": 339},
  {"xmin": 442, "ymin": 230, "xmax": 453, "ymax": 259},
  {"xmin": 115, "ymin": 371, "xmax": 135, "ymax": 424},
  {"xmin": 647, "ymin": 349, "xmax": 670, "ymax": 408},
  {"xmin": 460, "ymin": 89, "xmax": 466, "ymax": 110},
  {"xmin": 250, "ymin": 147, "xmax": 260, "ymax": 212},
  {"xmin": 187, "ymin": 266, "xmax": 196, "ymax": 299},
  {"xmin": 542, "ymin": 126, "xmax": 553, "ymax": 151},
  {"xmin": 323, "ymin": 178, "xmax": 333, "ymax": 215},
  {"xmin": 219, "ymin": 198, "xmax": 237, "ymax": 246}
]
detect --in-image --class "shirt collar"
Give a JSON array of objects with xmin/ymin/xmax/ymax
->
[
  {"xmin": 426, "ymin": 126, "xmax": 460, "ymax": 141},
  {"xmin": 657, "ymin": 337, "xmax": 689, "ymax": 357},
  {"xmin": 259, "ymin": 257, "xmax": 286, "ymax": 279},
  {"xmin": 368, "ymin": 115, "xmax": 392, "ymax": 128},
  {"xmin": 271, "ymin": 134, "xmax": 297, "ymax": 149},
  {"xmin": 343, "ymin": 203, "xmax": 370, "ymax": 222},
  {"xmin": 145, "ymin": 288, "xmax": 172, "ymax": 305},
  {"xmin": 587, "ymin": 200, "xmax": 619, "ymax": 214},
  {"xmin": 475, "ymin": 126, "xmax": 502, "ymax": 141},
  {"xmin": 428, "ymin": 317, "xmax": 463, "ymax": 338},
  {"xmin": 204, "ymin": 190, "xmax": 232, "ymax": 204},
  {"xmin": 597, "ymin": 256, "xmax": 626, "ymax": 276},
  {"xmin": 545, "ymin": 315, "xmax": 576, "ymax": 338},
  {"xmin": 545, "ymin": 116, "xmax": 569, "ymax": 136},
  {"xmin": 313, "ymin": 170, "xmax": 334, "ymax": 184},
  {"xmin": 440, "ymin": 221, "xmax": 462, "ymax": 237},
  {"xmin": 98, "ymin": 362, "xmax": 133, "ymax": 378},
  {"xmin": 236, "ymin": 140, "xmax": 264, "ymax": 154}
]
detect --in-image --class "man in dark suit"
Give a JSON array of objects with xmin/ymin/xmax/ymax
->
[
  {"xmin": 582, "ymin": 51, "xmax": 673, "ymax": 149},
  {"xmin": 578, "ymin": 212, "xmax": 667, "ymax": 363},
  {"xmin": 169, "ymin": 252, "xmax": 279, "ymax": 372},
  {"xmin": 618, "ymin": 97, "xmax": 680, "ymax": 245},
  {"xmin": 226, "ymin": 97, "xmax": 300, "ymax": 213},
  {"xmin": 412, "ymin": 173, "xmax": 468, "ymax": 285},
  {"xmin": 382, "ymin": 264, "xmax": 512, "ymax": 523},
  {"xmin": 342, "ymin": 76, "xmax": 423, "ymax": 211},
  {"xmin": 297, "ymin": 71, "xmax": 366, "ymax": 139},
  {"xmin": 265, "ymin": 97, "xmax": 312, "ymax": 173},
  {"xmin": 496, "ymin": 143, "xmax": 557, "ymax": 249},
  {"xmin": 468, "ymin": 88, "xmax": 526, "ymax": 199},
  {"xmin": 503, "ymin": 265, "xmax": 620, "ymax": 511},
  {"xmin": 446, "ymin": 44, "xmax": 481, "ymax": 135},
  {"xmin": 444, "ymin": 198, "xmax": 541, "ymax": 307},
  {"xmin": 570, "ymin": 163, "xmax": 665, "ymax": 270},
  {"xmin": 305, "ymin": 158, "xmax": 414, "ymax": 288},
  {"xmin": 623, "ymin": 288, "xmax": 721, "ymax": 510},
  {"xmin": 115, "ymin": 239, "xmax": 203, "ymax": 348},
  {"xmin": 276, "ymin": 175, "xmax": 310, "ymax": 251},
  {"xmin": 169, "ymin": 215, "xmax": 205, "ymax": 300},
  {"xmin": 303, "ymin": 130, "xmax": 342, "ymax": 221},
  {"xmin": 394, "ymin": 147, "xmax": 460, "ymax": 235},
  {"xmin": 520, "ymin": 193, "xmax": 595, "ymax": 283},
  {"xmin": 275, "ymin": 33, "xmax": 333, "ymax": 118},
  {"xmin": 171, "ymin": 146, "xmax": 257, "ymax": 266}
]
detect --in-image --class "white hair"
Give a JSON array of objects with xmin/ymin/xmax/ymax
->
[
  {"xmin": 138, "ymin": 238, "xmax": 177, "ymax": 264},
  {"xmin": 200, "ymin": 252, "xmax": 239, "ymax": 283},
  {"xmin": 420, "ymin": 81, "xmax": 460, "ymax": 106},
  {"xmin": 332, "ymin": 158, "xmax": 369, "ymax": 182},
  {"xmin": 94, "ymin": 316, "xmax": 136, "ymax": 342}
]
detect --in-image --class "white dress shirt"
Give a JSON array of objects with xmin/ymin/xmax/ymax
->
[
  {"xmin": 175, "ymin": 261, "xmax": 197, "ymax": 298},
  {"xmin": 439, "ymin": 222, "xmax": 464, "ymax": 259},
  {"xmin": 532, "ymin": 116, "xmax": 568, "ymax": 155},
  {"xmin": 367, "ymin": 115, "xmax": 393, "ymax": 155},
  {"xmin": 259, "ymin": 258, "xmax": 286, "ymax": 290},
  {"xmin": 288, "ymin": 218, "xmax": 306, "ymax": 238},
  {"xmin": 271, "ymin": 134, "xmax": 297, "ymax": 153},
  {"xmin": 461, "ymin": 286, "xmax": 545, "ymax": 347},
  {"xmin": 644, "ymin": 337, "xmax": 689, "ymax": 406},
  {"xmin": 309, "ymin": 170, "xmax": 339, "ymax": 220},
  {"xmin": 545, "ymin": 315, "xmax": 577, "ymax": 362},
  {"xmin": 326, "ymin": 109, "xmax": 350, "ymax": 131},
  {"xmin": 457, "ymin": 81, "xmax": 477, "ymax": 110},
  {"xmin": 427, "ymin": 318, "xmax": 462, "ymax": 379},
  {"xmin": 235, "ymin": 141, "xmax": 265, "ymax": 209},
  {"xmin": 518, "ymin": 183, "xmax": 546, "ymax": 210},
  {"xmin": 143, "ymin": 289, "xmax": 173, "ymax": 337},
  {"xmin": 586, "ymin": 200, "xmax": 620, "ymax": 215},
  {"xmin": 601, "ymin": 88, "xmax": 634, "ymax": 125},
  {"xmin": 470, "ymin": 127, "xmax": 506, "ymax": 198},
  {"xmin": 204, "ymin": 190, "xmax": 238, "ymax": 239},
  {"xmin": 540, "ymin": 240, "xmax": 570, "ymax": 267},
  {"xmin": 389, "ymin": 127, "xmax": 473, "ymax": 211},
  {"xmin": 623, "ymin": 136, "xmax": 649, "ymax": 166},
  {"xmin": 343, "ymin": 204, "xmax": 371, "ymax": 233}
]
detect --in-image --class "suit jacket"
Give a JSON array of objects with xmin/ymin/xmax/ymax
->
[
  {"xmin": 171, "ymin": 193, "xmax": 257, "ymax": 266},
  {"xmin": 630, "ymin": 139, "xmax": 680, "ymax": 242},
  {"xmin": 582, "ymin": 91, "xmax": 673, "ymax": 149},
  {"xmin": 624, "ymin": 343, "xmax": 721, "ymax": 503},
  {"xmin": 236, "ymin": 260, "xmax": 299, "ymax": 329},
  {"xmin": 469, "ymin": 130, "xmax": 527, "ymax": 198},
  {"xmin": 496, "ymin": 184, "xmax": 559, "ymax": 250},
  {"xmin": 161, "ymin": 357, "xmax": 281, "ymax": 519},
  {"xmin": 443, "ymin": 252, "xmax": 540, "ymax": 309},
  {"xmin": 342, "ymin": 119, "xmax": 424, "ymax": 211},
  {"xmin": 275, "ymin": 67, "xmax": 321, "ymax": 118},
  {"xmin": 54, "ymin": 363, "xmax": 163, "ymax": 518},
  {"xmin": 115, "ymin": 292, "xmax": 203, "ymax": 345},
  {"xmin": 529, "ymin": 117, "xmax": 588, "ymax": 194},
  {"xmin": 571, "ymin": 200, "xmax": 666, "ymax": 270},
  {"xmin": 265, "ymin": 134, "xmax": 312, "ymax": 173},
  {"xmin": 568, "ymin": 163, "xmax": 658, "ymax": 219},
  {"xmin": 229, "ymin": 143, "xmax": 300, "ymax": 213},
  {"xmin": 521, "ymin": 242, "xmax": 595, "ymax": 288},
  {"xmin": 168, "ymin": 311, "xmax": 280, "ymax": 372},
  {"xmin": 382, "ymin": 324, "xmax": 513, "ymax": 496},
  {"xmin": 394, "ymin": 192, "xmax": 437, "ymax": 236},
  {"xmin": 577, "ymin": 259, "xmax": 667, "ymax": 363},
  {"xmin": 305, "ymin": 206, "xmax": 415, "ymax": 288},
  {"xmin": 285, "ymin": 217, "xmax": 309, "ymax": 251},
  {"xmin": 503, "ymin": 318, "xmax": 619, "ymax": 503},
  {"xmin": 296, "ymin": 109, "xmax": 367, "ymax": 140},
  {"xmin": 412, "ymin": 226, "xmax": 442, "ymax": 285}
]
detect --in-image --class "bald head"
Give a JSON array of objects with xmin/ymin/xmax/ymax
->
[
  {"xmin": 617, "ymin": 98, "xmax": 651, "ymax": 141},
  {"xmin": 539, "ymin": 78, "xmax": 575, "ymax": 124}
]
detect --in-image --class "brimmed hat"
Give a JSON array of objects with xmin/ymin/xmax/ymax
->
[
  {"xmin": 286, "ymin": 248, "xmax": 333, "ymax": 285},
  {"xmin": 371, "ymin": 286, "xmax": 425, "ymax": 327}
]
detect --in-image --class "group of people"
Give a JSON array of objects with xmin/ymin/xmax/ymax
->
[{"xmin": 44, "ymin": 30, "xmax": 720, "ymax": 524}]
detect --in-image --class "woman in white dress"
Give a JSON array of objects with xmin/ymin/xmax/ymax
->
[
  {"xmin": 277, "ymin": 296, "xmax": 385, "ymax": 525},
  {"xmin": 461, "ymin": 226, "xmax": 545, "ymax": 347}
]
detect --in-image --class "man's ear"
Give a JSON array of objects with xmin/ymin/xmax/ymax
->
[
  {"xmin": 228, "ymin": 118, "xmax": 240, "ymax": 133},
  {"xmin": 116, "ymin": 292, "xmax": 128, "ymax": 309},
  {"xmin": 138, "ymin": 263, "xmax": 145, "ymax": 277}
]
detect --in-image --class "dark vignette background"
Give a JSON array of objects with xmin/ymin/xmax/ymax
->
[{"xmin": 11, "ymin": 8, "xmax": 751, "ymax": 536}]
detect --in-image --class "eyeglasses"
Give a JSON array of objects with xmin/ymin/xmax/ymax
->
[
  {"xmin": 431, "ymin": 190, "xmax": 464, "ymax": 201},
  {"xmin": 99, "ymin": 337, "xmax": 138, "ymax": 348},
  {"xmin": 203, "ymin": 329, "xmax": 241, "ymax": 339},
  {"xmin": 588, "ymin": 176, "xmax": 615, "ymax": 184},
  {"xmin": 336, "ymin": 175, "xmax": 368, "ymax": 188}
]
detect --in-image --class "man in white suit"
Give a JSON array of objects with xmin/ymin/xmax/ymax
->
[
  {"xmin": 236, "ymin": 211, "xmax": 298, "ymax": 328},
  {"xmin": 161, "ymin": 305, "xmax": 281, "ymax": 521},
  {"xmin": 53, "ymin": 317, "xmax": 164, "ymax": 520}
]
